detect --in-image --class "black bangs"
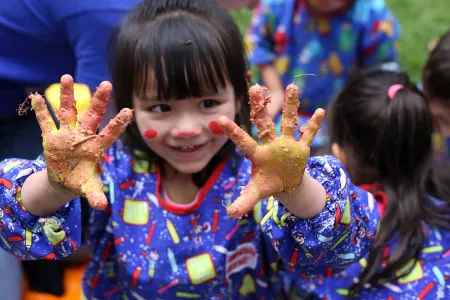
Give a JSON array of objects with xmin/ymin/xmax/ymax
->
[
  {"xmin": 132, "ymin": 12, "xmax": 230, "ymax": 100},
  {"xmin": 113, "ymin": 3, "xmax": 249, "ymax": 118}
]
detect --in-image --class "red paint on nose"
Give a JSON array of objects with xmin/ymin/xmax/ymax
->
[
  {"xmin": 171, "ymin": 127, "xmax": 201, "ymax": 137},
  {"xmin": 173, "ymin": 131, "xmax": 196, "ymax": 137}
]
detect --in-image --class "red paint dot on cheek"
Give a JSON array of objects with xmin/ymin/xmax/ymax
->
[
  {"xmin": 144, "ymin": 129, "xmax": 158, "ymax": 139},
  {"xmin": 208, "ymin": 121, "xmax": 224, "ymax": 135}
]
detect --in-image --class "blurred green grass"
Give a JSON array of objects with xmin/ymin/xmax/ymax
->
[{"xmin": 230, "ymin": 1, "xmax": 450, "ymax": 82}]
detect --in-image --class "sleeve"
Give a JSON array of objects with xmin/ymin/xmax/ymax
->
[
  {"xmin": 358, "ymin": 1, "xmax": 401, "ymax": 67},
  {"xmin": 246, "ymin": 0, "xmax": 288, "ymax": 66},
  {"xmin": 0, "ymin": 158, "xmax": 82, "ymax": 260},
  {"xmin": 61, "ymin": 10, "xmax": 132, "ymax": 89},
  {"xmin": 259, "ymin": 155, "xmax": 380, "ymax": 277}
]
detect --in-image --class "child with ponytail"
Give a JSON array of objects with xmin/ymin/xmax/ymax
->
[{"xmin": 289, "ymin": 69, "xmax": 450, "ymax": 299}]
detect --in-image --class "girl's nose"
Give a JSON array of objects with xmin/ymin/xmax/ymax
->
[
  {"xmin": 171, "ymin": 117, "xmax": 201, "ymax": 137},
  {"xmin": 171, "ymin": 127, "xmax": 201, "ymax": 137}
]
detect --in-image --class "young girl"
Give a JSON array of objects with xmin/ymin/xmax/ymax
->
[
  {"xmin": 0, "ymin": 1, "xmax": 378, "ymax": 299},
  {"xmin": 288, "ymin": 69, "xmax": 450, "ymax": 299},
  {"xmin": 423, "ymin": 29, "xmax": 450, "ymax": 162},
  {"xmin": 247, "ymin": 0, "xmax": 400, "ymax": 150}
]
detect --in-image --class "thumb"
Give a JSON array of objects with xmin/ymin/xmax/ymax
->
[
  {"xmin": 86, "ymin": 189, "xmax": 108, "ymax": 210},
  {"xmin": 227, "ymin": 182, "xmax": 260, "ymax": 219},
  {"xmin": 227, "ymin": 173, "xmax": 278, "ymax": 219}
]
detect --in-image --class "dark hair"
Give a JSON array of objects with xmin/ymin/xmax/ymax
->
[
  {"xmin": 423, "ymin": 29, "xmax": 450, "ymax": 102},
  {"xmin": 112, "ymin": 0, "xmax": 250, "ymax": 186},
  {"xmin": 328, "ymin": 70, "xmax": 450, "ymax": 297}
]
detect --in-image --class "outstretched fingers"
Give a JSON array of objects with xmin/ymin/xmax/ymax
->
[
  {"xmin": 97, "ymin": 108, "xmax": 133, "ymax": 152},
  {"xmin": 298, "ymin": 108, "xmax": 326, "ymax": 147},
  {"xmin": 280, "ymin": 83, "xmax": 300, "ymax": 138},
  {"xmin": 249, "ymin": 84, "xmax": 277, "ymax": 143},
  {"xmin": 56, "ymin": 75, "xmax": 78, "ymax": 128},
  {"xmin": 78, "ymin": 81, "xmax": 112, "ymax": 135},
  {"xmin": 30, "ymin": 93, "xmax": 56, "ymax": 135},
  {"xmin": 218, "ymin": 116, "xmax": 258, "ymax": 159}
]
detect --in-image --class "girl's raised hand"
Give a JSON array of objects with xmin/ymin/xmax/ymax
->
[
  {"xmin": 218, "ymin": 83, "xmax": 325, "ymax": 219},
  {"xmin": 30, "ymin": 75, "xmax": 133, "ymax": 210}
]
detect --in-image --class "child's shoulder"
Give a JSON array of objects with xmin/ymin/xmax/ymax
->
[{"xmin": 306, "ymin": 155, "xmax": 353, "ymax": 186}]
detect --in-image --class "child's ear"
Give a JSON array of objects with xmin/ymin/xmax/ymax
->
[
  {"xmin": 245, "ymin": 70, "xmax": 252, "ymax": 85},
  {"xmin": 331, "ymin": 143, "xmax": 347, "ymax": 165}
]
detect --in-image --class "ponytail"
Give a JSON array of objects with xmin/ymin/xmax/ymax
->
[{"xmin": 374, "ymin": 84, "xmax": 433, "ymax": 182}]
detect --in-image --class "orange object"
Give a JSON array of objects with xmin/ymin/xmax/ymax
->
[{"xmin": 23, "ymin": 263, "xmax": 87, "ymax": 300}]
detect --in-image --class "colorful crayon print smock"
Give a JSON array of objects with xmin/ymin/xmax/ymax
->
[
  {"xmin": 247, "ymin": 0, "xmax": 400, "ymax": 146},
  {"xmin": 288, "ymin": 186, "xmax": 450, "ymax": 299},
  {"xmin": 0, "ymin": 141, "xmax": 379, "ymax": 299}
]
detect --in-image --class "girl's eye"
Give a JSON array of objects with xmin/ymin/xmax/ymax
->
[
  {"xmin": 199, "ymin": 99, "xmax": 219, "ymax": 109},
  {"xmin": 149, "ymin": 104, "xmax": 171, "ymax": 113}
]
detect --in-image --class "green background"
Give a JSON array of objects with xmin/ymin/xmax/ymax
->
[{"xmin": 230, "ymin": 1, "xmax": 450, "ymax": 82}]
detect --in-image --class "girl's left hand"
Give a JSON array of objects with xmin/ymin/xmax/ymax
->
[{"xmin": 218, "ymin": 83, "xmax": 325, "ymax": 219}]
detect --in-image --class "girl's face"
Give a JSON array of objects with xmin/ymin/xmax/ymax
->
[
  {"xmin": 307, "ymin": 0, "xmax": 350, "ymax": 14},
  {"xmin": 133, "ymin": 84, "xmax": 239, "ymax": 175}
]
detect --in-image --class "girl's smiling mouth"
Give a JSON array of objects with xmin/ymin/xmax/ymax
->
[{"xmin": 169, "ymin": 143, "xmax": 207, "ymax": 155}]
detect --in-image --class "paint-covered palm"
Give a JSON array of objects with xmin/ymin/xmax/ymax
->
[
  {"xmin": 31, "ymin": 75, "xmax": 133, "ymax": 209},
  {"xmin": 218, "ymin": 83, "xmax": 325, "ymax": 219}
]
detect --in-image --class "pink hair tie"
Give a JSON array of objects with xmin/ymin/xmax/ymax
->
[{"xmin": 388, "ymin": 84, "xmax": 404, "ymax": 100}]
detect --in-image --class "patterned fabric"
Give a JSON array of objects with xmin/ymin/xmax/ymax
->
[
  {"xmin": 247, "ymin": 0, "xmax": 400, "ymax": 147},
  {"xmin": 289, "ymin": 186, "xmax": 450, "ymax": 299},
  {"xmin": 0, "ymin": 141, "xmax": 378, "ymax": 299}
]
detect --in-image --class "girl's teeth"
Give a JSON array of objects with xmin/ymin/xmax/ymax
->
[{"xmin": 176, "ymin": 145, "xmax": 201, "ymax": 152}]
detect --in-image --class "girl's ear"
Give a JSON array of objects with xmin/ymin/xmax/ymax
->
[
  {"xmin": 245, "ymin": 70, "xmax": 252, "ymax": 84},
  {"xmin": 331, "ymin": 143, "xmax": 347, "ymax": 166}
]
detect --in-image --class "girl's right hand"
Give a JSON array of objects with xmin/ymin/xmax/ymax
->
[
  {"xmin": 30, "ymin": 75, "xmax": 133, "ymax": 210},
  {"xmin": 218, "ymin": 83, "xmax": 325, "ymax": 219}
]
